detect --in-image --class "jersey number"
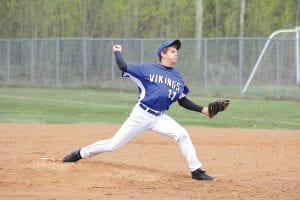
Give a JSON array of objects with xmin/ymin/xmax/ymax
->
[{"xmin": 168, "ymin": 90, "xmax": 177, "ymax": 101}]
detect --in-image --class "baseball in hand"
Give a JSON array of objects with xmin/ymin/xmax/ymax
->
[{"xmin": 113, "ymin": 45, "xmax": 122, "ymax": 52}]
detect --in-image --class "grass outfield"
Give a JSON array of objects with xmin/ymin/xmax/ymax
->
[{"xmin": 0, "ymin": 87, "xmax": 299, "ymax": 129}]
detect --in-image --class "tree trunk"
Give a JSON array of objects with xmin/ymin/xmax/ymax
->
[
  {"xmin": 239, "ymin": 0, "xmax": 246, "ymax": 37},
  {"xmin": 195, "ymin": 0, "xmax": 203, "ymax": 38}
]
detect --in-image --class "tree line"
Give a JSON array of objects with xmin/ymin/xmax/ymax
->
[{"xmin": 0, "ymin": 0, "xmax": 299, "ymax": 39}]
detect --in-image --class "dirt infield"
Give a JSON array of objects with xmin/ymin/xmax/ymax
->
[{"xmin": 0, "ymin": 123, "xmax": 299, "ymax": 199}]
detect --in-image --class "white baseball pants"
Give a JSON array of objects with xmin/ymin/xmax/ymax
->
[{"xmin": 80, "ymin": 103, "xmax": 202, "ymax": 172}]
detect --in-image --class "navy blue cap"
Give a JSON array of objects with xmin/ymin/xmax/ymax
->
[{"xmin": 157, "ymin": 39, "xmax": 181, "ymax": 57}]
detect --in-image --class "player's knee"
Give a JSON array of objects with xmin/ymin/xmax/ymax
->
[
  {"xmin": 176, "ymin": 128, "xmax": 189, "ymax": 141},
  {"xmin": 106, "ymin": 144, "xmax": 116, "ymax": 152},
  {"xmin": 106, "ymin": 140, "xmax": 121, "ymax": 152}
]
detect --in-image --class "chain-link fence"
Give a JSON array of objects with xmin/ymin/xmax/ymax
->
[{"xmin": 0, "ymin": 38, "xmax": 299, "ymax": 100}]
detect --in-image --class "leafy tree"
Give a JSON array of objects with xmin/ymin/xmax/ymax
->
[{"xmin": 0, "ymin": 0, "xmax": 299, "ymax": 38}]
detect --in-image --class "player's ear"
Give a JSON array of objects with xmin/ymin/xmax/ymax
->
[
  {"xmin": 160, "ymin": 50, "xmax": 166, "ymax": 57},
  {"xmin": 158, "ymin": 52, "xmax": 163, "ymax": 61}
]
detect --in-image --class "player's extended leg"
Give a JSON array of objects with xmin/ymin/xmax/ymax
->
[
  {"xmin": 79, "ymin": 118, "xmax": 149, "ymax": 159},
  {"xmin": 151, "ymin": 114, "xmax": 215, "ymax": 181},
  {"xmin": 63, "ymin": 104, "xmax": 153, "ymax": 162}
]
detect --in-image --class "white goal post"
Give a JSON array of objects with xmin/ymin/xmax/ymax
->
[{"xmin": 242, "ymin": 27, "xmax": 300, "ymax": 94}]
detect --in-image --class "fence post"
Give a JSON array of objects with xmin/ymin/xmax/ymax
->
[
  {"xmin": 56, "ymin": 39, "xmax": 60, "ymax": 87},
  {"xmin": 30, "ymin": 40, "xmax": 35, "ymax": 85},
  {"xmin": 239, "ymin": 38, "xmax": 244, "ymax": 95},
  {"xmin": 204, "ymin": 38, "xmax": 208, "ymax": 92},
  {"xmin": 276, "ymin": 40, "xmax": 280, "ymax": 98},
  {"xmin": 111, "ymin": 40, "xmax": 115, "ymax": 81},
  {"xmin": 83, "ymin": 39, "xmax": 87, "ymax": 83},
  {"xmin": 295, "ymin": 26, "xmax": 300, "ymax": 85},
  {"xmin": 6, "ymin": 41, "xmax": 10, "ymax": 83},
  {"xmin": 140, "ymin": 40, "xmax": 144, "ymax": 63}
]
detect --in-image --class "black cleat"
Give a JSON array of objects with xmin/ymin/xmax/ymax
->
[
  {"xmin": 191, "ymin": 168, "xmax": 215, "ymax": 181},
  {"xmin": 63, "ymin": 149, "xmax": 82, "ymax": 162}
]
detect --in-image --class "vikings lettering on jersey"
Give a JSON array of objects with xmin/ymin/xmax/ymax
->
[
  {"xmin": 122, "ymin": 63, "xmax": 189, "ymax": 112},
  {"xmin": 149, "ymin": 74, "xmax": 181, "ymax": 91}
]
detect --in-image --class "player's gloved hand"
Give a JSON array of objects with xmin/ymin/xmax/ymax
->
[{"xmin": 208, "ymin": 100, "xmax": 230, "ymax": 118}]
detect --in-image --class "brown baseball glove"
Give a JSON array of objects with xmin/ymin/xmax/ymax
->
[{"xmin": 208, "ymin": 100, "xmax": 230, "ymax": 118}]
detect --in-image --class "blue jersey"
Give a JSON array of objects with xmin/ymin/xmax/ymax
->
[{"xmin": 122, "ymin": 63, "xmax": 189, "ymax": 112}]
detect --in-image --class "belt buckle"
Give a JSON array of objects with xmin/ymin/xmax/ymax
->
[{"xmin": 153, "ymin": 111, "xmax": 160, "ymax": 116}]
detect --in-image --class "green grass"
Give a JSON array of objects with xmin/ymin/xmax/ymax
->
[{"xmin": 0, "ymin": 87, "xmax": 299, "ymax": 129}]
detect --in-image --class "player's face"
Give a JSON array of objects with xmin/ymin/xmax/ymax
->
[{"xmin": 161, "ymin": 46, "xmax": 178, "ymax": 67}]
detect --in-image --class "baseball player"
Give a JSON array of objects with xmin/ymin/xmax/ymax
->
[{"xmin": 63, "ymin": 39, "xmax": 215, "ymax": 181}]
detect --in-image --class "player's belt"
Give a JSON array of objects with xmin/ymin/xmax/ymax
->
[{"xmin": 139, "ymin": 103, "xmax": 163, "ymax": 116}]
